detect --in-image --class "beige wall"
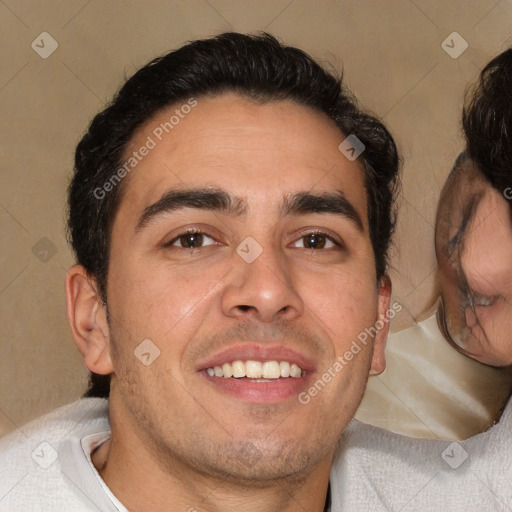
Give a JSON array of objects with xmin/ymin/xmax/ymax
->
[{"xmin": 1, "ymin": 0, "xmax": 511, "ymax": 437}]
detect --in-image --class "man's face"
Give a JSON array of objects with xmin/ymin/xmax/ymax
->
[
  {"xmin": 104, "ymin": 94, "xmax": 388, "ymax": 481},
  {"xmin": 439, "ymin": 182, "xmax": 512, "ymax": 366}
]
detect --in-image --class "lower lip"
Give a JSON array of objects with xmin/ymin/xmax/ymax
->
[{"xmin": 200, "ymin": 372, "xmax": 313, "ymax": 403}]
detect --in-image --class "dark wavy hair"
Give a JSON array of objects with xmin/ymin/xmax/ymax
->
[
  {"xmin": 462, "ymin": 48, "xmax": 512, "ymax": 197},
  {"xmin": 67, "ymin": 32, "xmax": 400, "ymax": 398}
]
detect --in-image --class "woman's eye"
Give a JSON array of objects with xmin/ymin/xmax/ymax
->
[
  {"xmin": 169, "ymin": 232, "xmax": 215, "ymax": 249},
  {"xmin": 471, "ymin": 291, "xmax": 498, "ymax": 308},
  {"xmin": 293, "ymin": 233, "xmax": 337, "ymax": 249}
]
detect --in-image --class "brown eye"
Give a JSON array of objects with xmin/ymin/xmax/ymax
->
[
  {"xmin": 169, "ymin": 232, "xmax": 215, "ymax": 248},
  {"xmin": 293, "ymin": 232, "xmax": 337, "ymax": 249},
  {"xmin": 304, "ymin": 233, "xmax": 326, "ymax": 249}
]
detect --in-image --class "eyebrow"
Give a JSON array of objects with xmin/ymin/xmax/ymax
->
[
  {"xmin": 134, "ymin": 187, "xmax": 364, "ymax": 234},
  {"xmin": 135, "ymin": 188, "xmax": 246, "ymax": 233},
  {"xmin": 281, "ymin": 190, "xmax": 363, "ymax": 231}
]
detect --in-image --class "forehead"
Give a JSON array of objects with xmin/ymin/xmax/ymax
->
[
  {"xmin": 464, "ymin": 187, "xmax": 512, "ymax": 263},
  {"xmin": 117, "ymin": 93, "xmax": 368, "ymax": 223},
  {"xmin": 436, "ymin": 161, "xmax": 487, "ymax": 250}
]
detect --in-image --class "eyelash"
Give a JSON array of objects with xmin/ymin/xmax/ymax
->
[
  {"xmin": 164, "ymin": 228, "xmax": 216, "ymax": 249},
  {"xmin": 164, "ymin": 228, "xmax": 344, "ymax": 250}
]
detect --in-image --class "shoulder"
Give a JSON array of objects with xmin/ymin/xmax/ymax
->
[
  {"xmin": 331, "ymin": 403, "xmax": 512, "ymax": 511},
  {"xmin": 339, "ymin": 397, "xmax": 512, "ymax": 464},
  {"xmin": 0, "ymin": 398, "xmax": 109, "ymax": 454},
  {"xmin": 0, "ymin": 398, "xmax": 109, "ymax": 511}
]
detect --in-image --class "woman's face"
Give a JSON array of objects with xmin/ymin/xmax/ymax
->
[{"xmin": 437, "ymin": 171, "xmax": 512, "ymax": 367}]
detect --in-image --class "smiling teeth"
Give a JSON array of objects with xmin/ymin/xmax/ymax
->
[{"xmin": 206, "ymin": 360, "xmax": 305, "ymax": 379}]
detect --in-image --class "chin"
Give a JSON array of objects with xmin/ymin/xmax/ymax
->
[{"xmin": 190, "ymin": 436, "xmax": 328, "ymax": 485}]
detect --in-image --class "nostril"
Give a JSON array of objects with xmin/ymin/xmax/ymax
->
[{"xmin": 238, "ymin": 305, "xmax": 253, "ymax": 312}]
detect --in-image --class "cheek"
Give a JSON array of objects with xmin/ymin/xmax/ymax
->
[
  {"xmin": 495, "ymin": 309, "xmax": 512, "ymax": 359},
  {"xmin": 297, "ymin": 266, "xmax": 379, "ymax": 345},
  {"xmin": 479, "ymin": 304, "xmax": 512, "ymax": 339},
  {"xmin": 107, "ymin": 259, "xmax": 228, "ymax": 357}
]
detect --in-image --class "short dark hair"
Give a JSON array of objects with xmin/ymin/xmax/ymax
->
[
  {"xmin": 462, "ymin": 48, "xmax": 512, "ymax": 199},
  {"xmin": 68, "ymin": 32, "xmax": 400, "ymax": 398}
]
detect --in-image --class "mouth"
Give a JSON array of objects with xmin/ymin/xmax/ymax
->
[
  {"xmin": 197, "ymin": 345, "xmax": 315, "ymax": 403},
  {"xmin": 205, "ymin": 360, "xmax": 306, "ymax": 380},
  {"xmin": 473, "ymin": 295, "xmax": 497, "ymax": 307}
]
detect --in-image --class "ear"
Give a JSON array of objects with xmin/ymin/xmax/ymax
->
[
  {"xmin": 65, "ymin": 264, "xmax": 113, "ymax": 375},
  {"xmin": 369, "ymin": 276, "xmax": 392, "ymax": 376}
]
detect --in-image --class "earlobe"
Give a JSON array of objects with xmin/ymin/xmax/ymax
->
[
  {"xmin": 65, "ymin": 264, "xmax": 113, "ymax": 375},
  {"xmin": 370, "ymin": 276, "xmax": 392, "ymax": 376}
]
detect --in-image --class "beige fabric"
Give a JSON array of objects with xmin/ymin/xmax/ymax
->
[{"xmin": 357, "ymin": 314, "xmax": 512, "ymax": 440}]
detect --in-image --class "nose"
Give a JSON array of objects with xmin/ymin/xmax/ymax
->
[{"xmin": 221, "ymin": 245, "xmax": 304, "ymax": 323}]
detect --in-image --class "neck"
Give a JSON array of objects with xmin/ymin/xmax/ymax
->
[{"xmin": 92, "ymin": 411, "xmax": 332, "ymax": 512}]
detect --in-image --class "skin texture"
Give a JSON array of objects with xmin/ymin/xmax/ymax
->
[
  {"xmin": 66, "ymin": 93, "xmax": 391, "ymax": 512},
  {"xmin": 436, "ymin": 159, "xmax": 512, "ymax": 366}
]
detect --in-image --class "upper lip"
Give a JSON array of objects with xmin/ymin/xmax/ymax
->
[{"xmin": 196, "ymin": 344, "xmax": 316, "ymax": 373}]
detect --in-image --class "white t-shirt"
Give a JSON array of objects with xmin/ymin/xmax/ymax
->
[
  {"xmin": 9, "ymin": 394, "xmax": 508, "ymax": 511},
  {"xmin": 332, "ymin": 398, "xmax": 512, "ymax": 511},
  {"xmin": 0, "ymin": 398, "xmax": 126, "ymax": 512},
  {"xmin": 0, "ymin": 398, "xmax": 335, "ymax": 511}
]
